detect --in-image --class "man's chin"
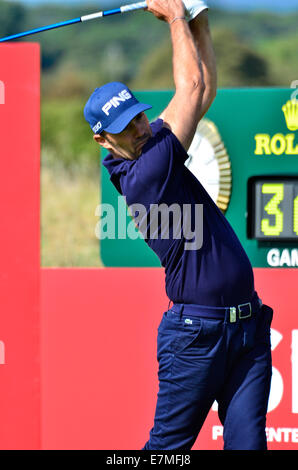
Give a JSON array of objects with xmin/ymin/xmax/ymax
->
[
  {"xmin": 111, "ymin": 148, "xmax": 141, "ymax": 161},
  {"xmin": 129, "ymin": 150, "xmax": 142, "ymax": 160}
]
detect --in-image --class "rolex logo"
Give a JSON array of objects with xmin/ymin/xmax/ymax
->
[{"xmin": 282, "ymin": 99, "xmax": 298, "ymax": 131}]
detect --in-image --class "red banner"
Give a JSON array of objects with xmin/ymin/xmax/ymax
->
[
  {"xmin": 41, "ymin": 267, "xmax": 298, "ymax": 450},
  {"xmin": 0, "ymin": 44, "xmax": 40, "ymax": 450}
]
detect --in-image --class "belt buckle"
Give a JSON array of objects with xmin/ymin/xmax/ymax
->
[{"xmin": 238, "ymin": 302, "xmax": 252, "ymax": 319}]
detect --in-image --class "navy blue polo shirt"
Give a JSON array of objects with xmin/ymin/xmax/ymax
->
[{"xmin": 103, "ymin": 119, "xmax": 255, "ymax": 307}]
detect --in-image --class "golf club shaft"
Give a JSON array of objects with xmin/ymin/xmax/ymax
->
[{"xmin": 0, "ymin": 2, "xmax": 148, "ymax": 42}]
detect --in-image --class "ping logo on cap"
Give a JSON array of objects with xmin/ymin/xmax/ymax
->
[
  {"xmin": 85, "ymin": 81, "xmax": 152, "ymax": 134},
  {"xmin": 102, "ymin": 89, "xmax": 132, "ymax": 116}
]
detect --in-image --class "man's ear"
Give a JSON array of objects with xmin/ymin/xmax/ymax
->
[{"xmin": 93, "ymin": 133, "xmax": 108, "ymax": 148}]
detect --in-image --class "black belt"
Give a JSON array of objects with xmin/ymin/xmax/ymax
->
[{"xmin": 171, "ymin": 292, "xmax": 262, "ymax": 323}]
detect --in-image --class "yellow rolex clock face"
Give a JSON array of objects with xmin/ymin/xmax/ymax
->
[{"xmin": 185, "ymin": 118, "xmax": 232, "ymax": 214}]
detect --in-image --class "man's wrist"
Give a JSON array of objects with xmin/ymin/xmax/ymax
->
[{"xmin": 169, "ymin": 16, "xmax": 186, "ymax": 26}]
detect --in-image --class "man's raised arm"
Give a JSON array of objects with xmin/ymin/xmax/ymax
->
[
  {"xmin": 189, "ymin": 9, "xmax": 217, "ymax": 119},
  {"xmin": 147, "ymin": 0, "xmax": 206, "ymax": 151}
]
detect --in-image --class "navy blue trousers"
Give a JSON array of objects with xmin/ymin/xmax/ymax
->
[{"xmin": 143, "ymin": 304, "xmax": 273, "ymax": 450}]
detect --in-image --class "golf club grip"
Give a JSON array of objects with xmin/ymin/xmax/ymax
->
[{"xmin": 120, "ymin": 2, "xmax": 148, "ymax": 13}]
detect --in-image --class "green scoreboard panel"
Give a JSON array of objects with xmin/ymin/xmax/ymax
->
[{"xmin": 100, "ymin": 88, "xmax": 298, "ymax": 268}]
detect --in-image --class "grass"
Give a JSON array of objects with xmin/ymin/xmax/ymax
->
[
  {"xmin": 41, "ymin": 96, "xmax": 104, "ymax": 267},
  {"xmin": 41, "ymin": 163, "xmax": 103, "ymax": 267}
]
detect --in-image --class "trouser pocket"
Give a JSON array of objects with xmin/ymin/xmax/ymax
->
[{"xmin": 157, "ymin": 311, "xmax": 203, "ymax": 359}]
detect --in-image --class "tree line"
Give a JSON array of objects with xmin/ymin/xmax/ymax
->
[{"xmin": 0, "ymin": 0, "xmax": 297, "ymax": 97}]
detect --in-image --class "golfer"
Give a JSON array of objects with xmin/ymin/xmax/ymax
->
[{"xmin": 84, "ymin": 0, "xmax": 273, "ymax": 450}]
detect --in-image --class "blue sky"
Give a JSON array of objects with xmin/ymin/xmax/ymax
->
[{"xmin": 7, "ymin": 0, "xmax": 298, "ymax": 12}]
